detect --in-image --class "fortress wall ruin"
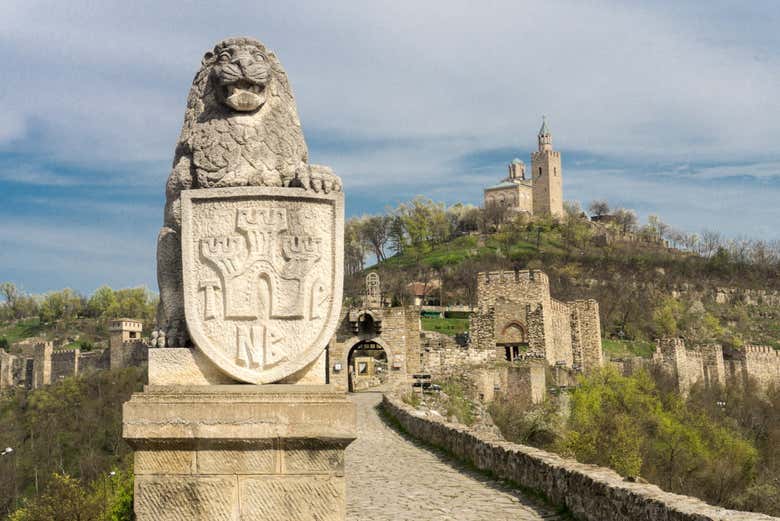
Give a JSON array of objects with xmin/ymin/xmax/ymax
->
[
  {"xmin": 50, "ymin": 349, "xmax": 79, "ymax": 382},
  {"xmin": 471, "ymin": 270, "xmax": 602, "ymax": 372},
  {"xmin": 548, "ymin": 298, "xmax": 573, "ymax": 365},
  {"xmin": 0, "ymin": 350, "xmax": 24, "ymax": 389},
  {"xmin": 570, "ymin": 300, "xmax": 603, "ymax": 373},
  {"xmin": 420, "ymin": 331, "xmax": 494, "ymax": 378},
  {"xmin": 654, "ymin": 338, "xmax": 779, "ymax": 393},
  {"xmin": 742, "ymin": 345, "xmax": 780, "ymax": 389},
  {"xmin": 110, "ymin": 341, "xmax": 148, "ymax": 370},
  {"xmin": 383, "ymin": 394, "xmax": 778, "ymax": 521},
  {"xmin": 78, "ymin": 349, "xmax": 111, "ymax": 374}
]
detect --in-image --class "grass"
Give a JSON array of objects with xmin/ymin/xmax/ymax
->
[
  {"xmin": 0, "ymin": 317, "xmax": 45, "ymax": 344},
  {"xmin": 438, "ymin": 378, "xmax": 476, "ymax": 426},
  {"xmin": 602, "ymin": 338, "xmax": 656, "ymax": 359},
  {"xmin": 421, "ymin": 317, "xmax": 470, "ymax": 335}
]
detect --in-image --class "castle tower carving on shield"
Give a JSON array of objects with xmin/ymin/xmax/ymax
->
[{"xmin": 531, "ymin": 116, "xmax": 563, "ymax": 218}]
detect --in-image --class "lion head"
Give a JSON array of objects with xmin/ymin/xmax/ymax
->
[{"xmin": 206, "ymin": 39, "xmax": 271, "ymax": 112}]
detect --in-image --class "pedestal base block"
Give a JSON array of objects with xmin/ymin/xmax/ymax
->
[{"xmin": 123, "ymin": 385, "xmax": 356, "ymax": 521}]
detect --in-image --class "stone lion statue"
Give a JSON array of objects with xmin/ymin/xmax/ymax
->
[{"xmin": 154, "ymin": 36, "xmax": 342, "ymax": 347}]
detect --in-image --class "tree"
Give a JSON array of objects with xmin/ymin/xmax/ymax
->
[
  {"xmin": 344, "ymin": 217, "xmax": 367, "ymax": 276},
  {"xmin": 394, "ymin": 197, "xmax": 451, "ymax": 254},
  {"xmin": 613, "ymin": 208, "xmax": 638, "ymax": 233},
  {"xmin": 87, "ymin": 287, "xmax": 118, "ymax": 319},
  {"xmin": 8, "ymin": 473, "xmax": 101, "ymax": 521},
  {"xmin": 0, "ymin": 282, "xmax": 19, "ymax": 308},
  {"xmin": 359, "ymin": 215, "xmax": 391, "ymax": 262},
  {"xmin": 38, "ymin": 289, "xmax": 84, "ymax": 324},
  {"xmin": 647, "ymin": 215, "xmax": 669, "ymax": 240},
  {"xmin": 588, "ymin": 200, "xmax": 610, "ymax": 218}
]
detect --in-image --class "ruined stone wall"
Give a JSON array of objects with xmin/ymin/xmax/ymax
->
[
  {"xmin": 570, "ymin": 300, "xmax": 603, "ymax": 373},
  {"xmin": 0, "ymin": 351, "xmax": 25, "ymax": 389},
  {"xmin": 497, "ymin": 364, "xmax": 546, "ymax": 407},
  {"xmin": 403, "ymin": 308, "xmax": 422, "ymax": 376},
  {"xmin": 50, "ymin": 349, "xmax": 79, "ymax": 383},
  {"xmin": 653, "ymin": 338, "xmax": 780, "ymax": 394},
  {"xmin": 79, "ymin": 349, "xmax": 112, "ymax": 374},
  {"xmin": 472, "ymin": 270, "xmax": 552, "ymax": 361},
  {"xmin": 382, "ymin": 395, "xmax": 777, "ymax": 521},
  {"xmin": 700, "ymin": 344, "xmax": 725, "ymax": 389},
  {"xmin": 547, "ymin": 298, "xmax": 572, "ymax": 365},
  {"xmin": 472, "ymin": 270, "xmax": 603, "ymax": 371},
  {"xmin": 742, "ymin": 345, "xmax": 780, "ymax": 389},
  {"xmin": 110, "ymin": 341, "xmax": 149, "ymax": 370},
  {"xmin": 420, "ymin": 331, "xmax": 493, "ymax": 378},
  {"xmin": 468, "ymin": 307, "xmax": 495, "ymax": 352},
  {"xmin": 653, "ymin": 338, "xmax": 703, "ymax": 394},
  {"xmin": 32, "ymin": 341, "xmax": 53, "ymax": 388}
]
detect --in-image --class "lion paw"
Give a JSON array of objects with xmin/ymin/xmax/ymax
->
[
  {"xmin": 152, "ymin": 321, "xmax": 189, "ymax": 347},
  {"xmin": 304, "ymin": 165, "xmax": 342, "ymax": 193}
]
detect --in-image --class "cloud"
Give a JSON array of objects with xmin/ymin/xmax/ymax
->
[{"xmin": 1, "ymin": 0, "xmax": 780, "ymax": 292}]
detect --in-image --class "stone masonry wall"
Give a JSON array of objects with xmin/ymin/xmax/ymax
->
[
  {"xmin": 79, "ymin": 349, "xmax": 112, "ymax": 374},
  {"xmin": 110, "ymin": 341, "xmax": 149, "ymax": 370},
  {"xmin": 382, "ymin": 395, "xmax": 778, "ymax": 521},
  {"xmin": 420, "ymin": 331, "xmax": 494, "ymax": 378},
  {"xmin": 742, "ymin": 345, "xmax": 780, "ymax": 389},
  {"xmin": 570, "ymin": 300, "xmax": 603, "ymax": 373},
  {"xmin": 471, "ymin": 270, "xmax": 602, "ymax": 371},
  {"xmin": 329, "ymin": 306, "xmax": 420, "ymax": 392},
  {"xmin": 654, "ymin": 338, "xmax": 779, "ymax": 394},
  {"xmin": 0, "ymin": 350, "xmax": 25, "ymax": 389},
  {"xmin": 548, "ymin": 298, "xmax": 573, "ymax": 365},
  {"xmin": 50, "ymin": 349, "xmax": 79, "ymax": 383}
]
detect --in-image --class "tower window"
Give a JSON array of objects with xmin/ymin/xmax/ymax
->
[
  {"xmin": 538, "ymin": 167, "xmax": 542, "ymax": 177},
  {"xmin": 554, "ymin": 168, "xmax": 557, "ymax": 176}
]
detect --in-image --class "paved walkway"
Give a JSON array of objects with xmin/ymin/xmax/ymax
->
[{"xmin": 345, "ymin": 393, "xmax": 565, "ymax": 521}]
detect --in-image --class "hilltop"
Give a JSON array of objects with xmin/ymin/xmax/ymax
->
[{"xmin": 345, "ymin": 198, "xmax": 780, "ymax": 355}]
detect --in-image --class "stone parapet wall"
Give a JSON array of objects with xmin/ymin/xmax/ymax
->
[{"xmin": 382, "ymin": 395, "xmax": 778, "ymax": 521}]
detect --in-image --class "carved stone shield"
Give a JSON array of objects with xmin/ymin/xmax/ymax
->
[{"xmin": 181, "ymin": 186, "xmax": 344, "ymax": 384}]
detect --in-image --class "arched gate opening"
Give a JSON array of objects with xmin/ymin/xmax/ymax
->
[{"xmin": 347, "ymin": 340, "xmax": 388, "ymax": 392}]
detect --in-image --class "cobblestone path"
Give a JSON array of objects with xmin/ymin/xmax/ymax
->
[{"xmin": 346, "ymin": 393, "xmax": 565, "ymax": 521}]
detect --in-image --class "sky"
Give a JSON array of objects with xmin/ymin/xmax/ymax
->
[{"xmin": 1, "ymin": 0, "xmax": 779, "ymax": 295}]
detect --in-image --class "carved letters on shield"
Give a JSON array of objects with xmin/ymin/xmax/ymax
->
[{"xmin": 181, "ymin": 187, "xmax": 344, "ymax": 384}]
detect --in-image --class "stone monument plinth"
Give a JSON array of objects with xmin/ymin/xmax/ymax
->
[
  {"xmin": 124, "ymin": 385, "xmax": 355, "ymax": 520},
  {"xmin": 123, "ymin": 36, "xmax": 354, "ymax": 520}
]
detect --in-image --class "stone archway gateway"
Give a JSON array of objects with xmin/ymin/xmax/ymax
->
[
  {"xmin": 497, "ymin": 321, "xmax": 529, "ymax": 361},
  {"xmin": 347, "ymin": 340, "xmax": 389, "ymax": 392}
]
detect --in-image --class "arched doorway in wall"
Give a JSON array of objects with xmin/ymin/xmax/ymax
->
[
  {"xmin": 497, "ymin": 322, "xmax": 529, "ymax": 361},
  {"xmin": 347, "ymin": 340, "xmax": 388, "ymax": 392}
]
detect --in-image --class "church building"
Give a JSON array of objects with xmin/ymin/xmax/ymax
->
[{"xmin": 483, "ymin": 117, "xmax": 564, "ymax": 218}]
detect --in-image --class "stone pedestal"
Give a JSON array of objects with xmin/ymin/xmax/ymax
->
[{"xmin": 123, "ymin": 385, "xmax": 356, "ymax": 521}]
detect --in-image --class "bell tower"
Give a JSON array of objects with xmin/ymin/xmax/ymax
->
[{"xmin": 531, "ymin": 116, "xmax": 563, "ymax": 218}]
